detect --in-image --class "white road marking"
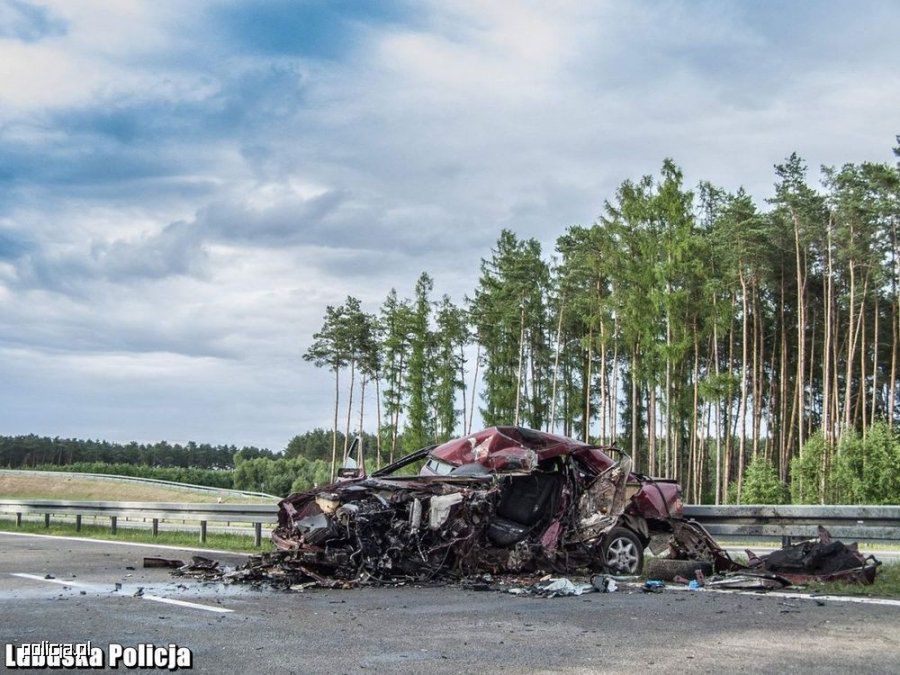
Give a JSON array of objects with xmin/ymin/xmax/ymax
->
[
  {"xmin": 11, "ymin": 573, "xmax": 97, "ymax": 590},
  {"xmin": 745, "ymin": 589, "xmax": 900, "ymax": 607},
  {"xmin": 10, "ymin": 573, "xmax": 234, "ymax": 614},
  {"xmin": 140, "ymin": 594, "xmax": 233, "ymax": 613},
  {"xmin": 665, "ymin": 583, "xmax": 900, "ymax": 607},
  {"xmin": 0, "ymin": 530, "xmax": 252, "ymax": 556}
]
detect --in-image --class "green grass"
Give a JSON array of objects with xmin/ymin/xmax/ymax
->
[
  {"xmin": 802, "ymin": 561, "xmax": 900, "ymax": 598},
  {"xmin": 0, "ymin": 518, "xmax": 275, "ymax": 553}
]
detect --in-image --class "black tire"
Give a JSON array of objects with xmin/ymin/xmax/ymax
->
[
  {"xmin": 603, "ymin": 527, "xmax": 644, "ymax": 575},
  {"xmin": 644, "ymin": 558, "xmax": 713, "ymax": 581}
]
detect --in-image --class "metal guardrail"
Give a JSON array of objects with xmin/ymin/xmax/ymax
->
[
  {"xmin": 0, "ymin": 500, "xmax": 279, "ymax": 547},
  {"xmin": 0, "ymin": 468, "xmax": 278, "ymax": 500},
  {"xmin": 683, "ymin": 505, "xmax": 900, "ymax": 541},
  {"xmin": 1, "ymin": 500, "xmax": 897, "ymax": 549}
]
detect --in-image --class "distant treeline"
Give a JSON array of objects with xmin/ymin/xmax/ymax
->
[
  {"xmin": 28, "ymin": 462, "xmax": 234, "ymax": 489},
  {"xmin": 0, "ymin": 430, "xmax": 376, "ymax": 497},
  {"xmin": 0, "ymin": 434, "xmax": 277, "ymax": 470}
]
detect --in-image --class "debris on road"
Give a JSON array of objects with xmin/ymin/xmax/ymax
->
[
  {"xmin": 173, "ymin": 556, "xmax": 230, "ymax": 580},
  {"xmin": 143, "ymin": 557, "xmax": 185, "ymax": 569},
  {"xmin": 642, "ymin": 580, "xmax": 665, "ymax": 593},
  {"xmin": 743, "ymin": 526, "xmax": 880, "ymax": 585},
  {"xmin": 591, "ymin": 574, "xmax": 618, "ymax": 592},
  {"xmin": 657, "ymin": 526, "xmax": 881, "ymax": 591},
  {"xmin": 705, "ymin": 573, "xmax": 791, "ymax": 591},
  {"xmin": 508, "ymin": 577, "xmax": 595, "ymax": 597}
]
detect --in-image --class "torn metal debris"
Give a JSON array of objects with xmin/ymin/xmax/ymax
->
[
  {"xmin": 143, "ymin": 557, "xmax": 185, "ymax": 569},
  {"xmin": 173, "ymin": 556, "xmax": 229, "ymax": 580},
  {"xmin": 657, "ymin": 525, "xmax": 881, "ymax": 591},
  {"xmin": 743, "ymin": 525, "xmax": 881, "ymax": 585}
]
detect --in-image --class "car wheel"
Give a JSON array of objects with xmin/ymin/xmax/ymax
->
[{"xmin": 603, "ymin": 527, "xmax": 644, "ymax": 574}]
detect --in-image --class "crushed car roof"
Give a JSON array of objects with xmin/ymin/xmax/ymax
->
[{"xmin": 429, "ymin": 426, "xmax": 604, "ymax": 472}]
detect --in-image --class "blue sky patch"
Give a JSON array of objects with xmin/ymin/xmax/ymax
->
[
  {"xmin": 209, "ymin": 0, "xmax": 410, "ymax": 59},
  {"xmin": 0, "ymin": 0, "xmax": 67, "ymax": 42}
]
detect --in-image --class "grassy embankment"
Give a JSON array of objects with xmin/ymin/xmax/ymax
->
[
  {"xmin": 803, "ymin": 561, "xmax": 900, "ymax": 598},
  {"xmin": 0, "ymin": 471, "xmax": 274, "ymax": 503}
]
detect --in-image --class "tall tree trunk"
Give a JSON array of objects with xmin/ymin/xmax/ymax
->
[
  {"xmin": 778, "ymin": 274, "xmax": 788, "ymax": 483},
  {"xmin": 550, "ymin": 299, "xmax": 564, "ymax": 432},
  {"xmin": 713, "ymin": 298, "xmax": 723, "ymax": 505},
  {"xmin": 765, "ymin": 333, "xmax": 777, "ymax": 463},
  {"xmin": 468, "ymin": 342, "xmax": 480, "ymax": 435},
  {"xmin": 859, "ymin": 291, "xmax": 867, "ymax": 437},
  {"xmin": 891, "ymin": 302, "xmax": 898, "ymax": 427},
  {"xmin": 358, "ymin": 378, "xmax": 367, "ymax": 475},
  {"xmin": 737, "ymin": 265, "xmax": 749, "ymax": 502},
  {"xmin": 807, "ymin": 305, "xmax": 817, "ymax": 442},
  {"xmin": 583, "ymin": 326, "xmax": 593, "ymax": 442},
  {"xmin": 523, "ymin": 347, "xmax": 532, "ymax": 428},
  {"xmin": 514, "ymin": 303, "xmax": 526, "ymax": 426},
  {"xmin": 793, "ymin": 209, "xmax": 806, "ymax": 454},
  {"xmin": 344, "ymin": 359, "xmax": 356, "ymax": 462},
  {"xmin": 752, "ymin": 280, "xmax": 761, "ymax": 458},
  {"xmin": 375, "ymin": 375, "xmax": 383, "ymax": 469},
  {"xmin": 701, "ymin": 393, "xmax": 712, "ymax": 504},
  {"xmin": 391, "ymin": 353, "xmax": 405, "ymax": 463},
  {"xmin": 665, "ymin": 327, "xmax": 673, "ymax": 480},
  {"xmin": 331, "ymin": 368, "xmax": 340, "ymax": 480},
  {"xmin": 871, "ymin": 293, "xmax": 880, "ymax": 427},
  {"xmin": 611, "ymin": 316, "xmax": 619, "ymax": 443},
  {"xmin": 891, "ymin": 220, "xmax": 899, "ymax": 427},
  {"xmin": 459, "ymin": 343, "xmax": 467, "ymax": 438},
  {"xmin": 844, "ymin": 250, "xmax": 856, "ymax": 432},
  {"xmin": 725, "ymin": 294, "xmax": 736, "ymax": 499},
  {"xmin": 648, "ymin": 385, "xmax": 657, "ymax": 475},
  {"xmin": 823, "ymin": 216, "xmax": 833, "ymax": 443},
  {"xmin": 690, "ymin": 320, "xmax": 700, "ymax": 503},
  {"xmin": 631, "ymin": 346, "xmax": 639, "ymax": 471},
  {"xmin": 599, "ymin": 321, "xmax": 607, "ymax": 444}
]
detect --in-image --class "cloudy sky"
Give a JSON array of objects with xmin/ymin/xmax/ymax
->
[{"xmin": 0, "ymin": 1, "xmax": 897, "ymax": 450}]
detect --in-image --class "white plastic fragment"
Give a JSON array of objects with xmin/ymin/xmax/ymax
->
[{"xmin": 429, "ymin": 493, "xmax": 464, "ymax": 529}]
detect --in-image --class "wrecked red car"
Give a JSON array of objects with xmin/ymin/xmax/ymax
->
[{"xmin": 272, "ymin": 427, "xmax": 686, "ymax": 581}]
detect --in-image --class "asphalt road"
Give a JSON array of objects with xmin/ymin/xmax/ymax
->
[{"xmin": 1, "ymin": 533, "xmax": 898, "ymax": 674}]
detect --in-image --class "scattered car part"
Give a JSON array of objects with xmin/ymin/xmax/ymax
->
[
  {"xmin": 644, "ymin": 558, "xmax": 713, "ymax": 582},
  {"xmin": 143, "ymin": 557, "xmax": 185, "ymax": 569},
  {"xmin": 743, "ymin": 526, "xmax": 880, "ymax": 584}
]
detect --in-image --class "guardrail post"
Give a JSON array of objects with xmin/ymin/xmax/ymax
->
[
  {"xmin": 44, "ymin": 513, "xmax": 50, "ymax": 528},
  {"xmin": 16, "ymin": 512, "xmax": 22, "ymax": 527},
  {"xmin": 254, "ymin": 522, "xmax": 262, "ymax": 548},
  {"xmin": 110, "ymin": 516, "xmax": 117, "ymax": 534},
  {"xmin": 75, "ymin": 515, "xmax": 82, "ymax": 532},
  {"xmin": 200, "ymin": 520, "xmax": 207, "ymax": 544},
  {"xmin": 152, "ymin": 518, "xmax": 159, "ymax": 537}
]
